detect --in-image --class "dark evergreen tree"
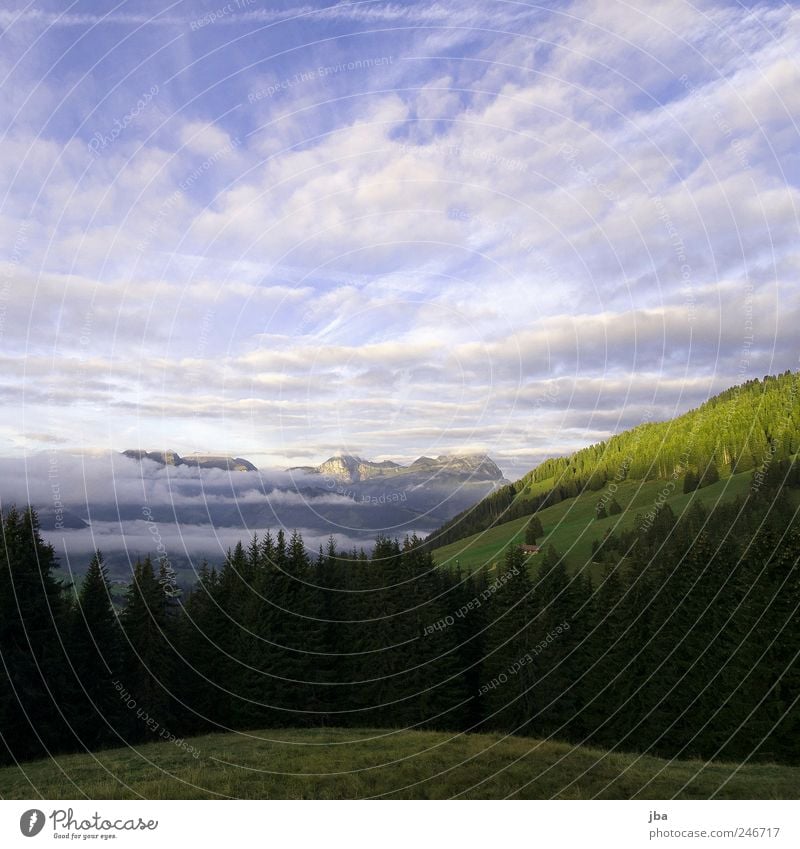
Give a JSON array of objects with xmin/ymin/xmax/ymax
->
[
  {"xmin": 0, "ymin": 507, "xmax": 71, "ymax": 763},
  {"xmin": 177, "ymin": 560, "xmax": 240, "ymax": 733},
  {"xmin": 524, "ymin": 516, "xmax": 543, "ymax": 545},
  {"xmin": 699, "ymin": 460, "xmax": 720, "ymax": 489},
  {"xmin": 67, "ymin": 550, "xmax": 123, "ymax": 748},
  {"xmin": 120, "ymin": 557, "xmax": 177, "ymax": 739},
  {"xmin": 481, "ymin": 545, "xmax": 536, "ymax": 732}
]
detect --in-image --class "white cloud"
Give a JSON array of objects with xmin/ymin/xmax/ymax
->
[{"xmin": 0, "ymin": 0, "xmax": 797, "ymax": 474}]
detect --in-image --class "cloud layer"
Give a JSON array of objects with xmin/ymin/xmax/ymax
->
[
  {"xmin": 0, "ymin": 450, "xmax": 501, "ymax": 570},
  {"xmin": 1, "ymin": 0, "xmax": 797, "ymax": 478}
]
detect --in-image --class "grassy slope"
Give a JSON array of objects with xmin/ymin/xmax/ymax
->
[
  {"xmin": 1, "ymin": 727, "xmax": 796, "ymax": 800},
  {"xmin": 432, "ymin": 468, "xmax": 755, "ymax": 575}
]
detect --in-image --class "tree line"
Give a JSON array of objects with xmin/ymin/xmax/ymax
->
[{"xmin": 0, "ymin": 459, "xmax": 798, "ymax": 766}]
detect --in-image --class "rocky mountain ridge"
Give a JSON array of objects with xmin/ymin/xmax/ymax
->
[
  {"xmin": 122, "ymin": 450, "xmax": 258, "ymax": 472},
  {"xmin": 289, "ymin": 453, "xmax": 507, "ymax": 484}
]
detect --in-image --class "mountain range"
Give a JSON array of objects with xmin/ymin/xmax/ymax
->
[
  {"xmin": 289, "ymin": 453, "xmax": 507, "ymax": 484},
  {"xmin": 114, "ymin": 449, "xmax": 509, "ymax": 534},
  {"xmin": 27, "ymin": 449, "xmax": 509, "ymax": 575}
]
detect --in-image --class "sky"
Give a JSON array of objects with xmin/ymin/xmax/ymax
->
[{"xmin": 0, "ymin": 0, "xmax": 798, "ymax": 479}]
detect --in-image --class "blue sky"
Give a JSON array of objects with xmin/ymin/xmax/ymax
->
[{"xmin": 0, "ymin": 0, "xmax": 798, "ymax": 477}]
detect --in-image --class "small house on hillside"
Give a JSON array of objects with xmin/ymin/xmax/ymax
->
[{"xmin": 519, "ymin": 544, "xmax": 540, "ymax": 555}]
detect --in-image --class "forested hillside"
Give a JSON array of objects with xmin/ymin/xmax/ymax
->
[
  {"xmin": 1, "ymin": 453, "xmax": 798, "ymax": 768},
  {"xmin": 429, "ymin": 372, "xmax": 799, "ymax": 549}
]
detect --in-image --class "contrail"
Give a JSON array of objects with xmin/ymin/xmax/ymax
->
[{"xmin": 0, "ymin": 3, "xmax": 516, "ymax": 28}]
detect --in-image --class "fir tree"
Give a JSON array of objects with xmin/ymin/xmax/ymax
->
[
  {"xmin": 524, "ymin": 516, "xmax": 543, "ymax": 545},
  {"xmin": 481, "ymin": 545, "xmax": 535, "ymax": 732},
  {"xmin": 120, "ymin": 557, "xmax": 177, "ymax": 738},
  {"xmin": 68, "ymin": 550, "xmax": 123, "ymax": 748},
  {"xmin": 0, "ymin": 507, "xmax": 71, "ymax": 762}
]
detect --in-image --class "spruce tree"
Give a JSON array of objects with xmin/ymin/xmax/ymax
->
[
  {"xmin": 524, "ymin": 516, "xmax": 543, "ymax": 545},
  {"xmin": 481, "ymin": 545, "xmax": 536, "ymax": 732},
  {"xmin": 120, "ymin": 557, "xmax": 176, "ymax": 739},
  {"xmin": 68, "ymin": 550, "xmax": 123, "ymax": 748},
  {"xmin": 0, "ymin": 507, "xmax": 71, "ymax": 762},
  {"xmin": 683, "ymin": 470, "xmax": 699, "ymax": 493}
]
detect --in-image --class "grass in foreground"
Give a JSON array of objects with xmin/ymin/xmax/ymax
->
[{"xmin": 1, "ymin": 728, "xmax": 796, "ymax": 800}]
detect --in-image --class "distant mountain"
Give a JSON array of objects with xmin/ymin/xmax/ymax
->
[
  {"xmin": 406, "ymin": 454, "xmax": 507, "ymax": 481},
  {"xmin": 26, "ymin": 449, "xmax": 507, "ymax": 575},
  {"xmin": 122, "ymin": 449, "xmax": 258, "ymax": 472},
  {"xmin": 290, "ymin": 455, "xmax": 401, "ymax": 482},
  {"xmin": 289, "ymin": 453, "xmax": 507, "ymax": 485}
]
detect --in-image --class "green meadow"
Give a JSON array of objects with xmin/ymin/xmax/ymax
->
[
  {"xmin": 1, "ymin": 727, "xmax": 796, "ymax": 800},
  {"xmin": 433, "ymin": 469, "xmax": 755, "ymax": 575}
]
